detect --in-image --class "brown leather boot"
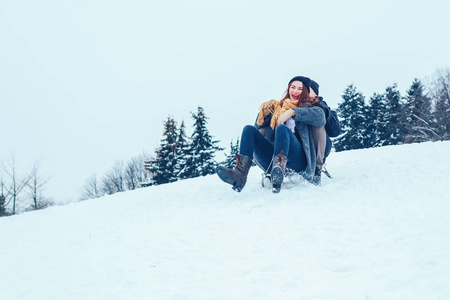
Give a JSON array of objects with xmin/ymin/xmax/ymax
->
[
  {"xmin": 216, "ymin": 154, "xmax": 253, "ymax": 192},
  {"xmin": 271, "ymin": 150, "xmax": 288, "ymax": 193}
]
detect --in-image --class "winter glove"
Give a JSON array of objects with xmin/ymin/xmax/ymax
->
[{"xmin": 278, "ymin": 109, "xmax": 295, "ymax": 125}]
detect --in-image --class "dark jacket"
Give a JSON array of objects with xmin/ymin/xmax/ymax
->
[{"xmin": 315, "ymin": 100, "xmax": 341, "ymax": 138}]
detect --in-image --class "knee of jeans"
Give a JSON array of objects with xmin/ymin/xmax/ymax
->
[
  {"xmin": 242, "ymin": 125, "xmax": 257, "ymax": 136},
  {"xmin": 275, "ymin": 124, "xmax": 290, "ymax": 134}
]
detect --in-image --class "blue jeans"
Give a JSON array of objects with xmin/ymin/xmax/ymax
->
[{"xmin": 239, "ymin": 125, "xmax": 307, "ymax": 173}]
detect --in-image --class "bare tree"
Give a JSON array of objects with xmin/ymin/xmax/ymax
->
[
  {"xmin": 79, "ymin": 174, "xmax": 102, "ymax": 200},
  {"xmin": 101, "ymin": 160, "xmax": 125, "ymax": 195},
  {"xmin": 1, "ymin": 155, "xmax": 33, "ymax": 215},
  {"xmin": 27, "ymin": 162, "xmax": 52, "ymax": 210},
  {"xmin": 435, "ymin": 68, "xmax": 450, "ymax": 140},
  {"xmin": 124, "ymin": 152, "xmax": 151, "ymax": 190},
  {"xmin": 403, "ymin": 79, "xmax": 438, "ymax": 143},
  {"xmin": 427, "ymin": 68, "xmax": 450, "ymax": 140}
]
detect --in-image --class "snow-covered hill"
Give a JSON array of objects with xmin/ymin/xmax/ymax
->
[{"xmin": 1, "ymin": 142, "xmax": 450, "ymax": 300}]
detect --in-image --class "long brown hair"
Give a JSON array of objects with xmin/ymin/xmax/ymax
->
[{"xmin": 280, "ymin": 81, "xmax": 311, "ymax": 107}]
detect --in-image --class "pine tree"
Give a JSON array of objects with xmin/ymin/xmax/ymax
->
[
  {"xmin": 366, "ymin": 92, "xmax": 388, "ymax": 147},
  {"xmin": 0, "ymin": 195, "xmax": 6, "ymax": 217},
  {"xmin": 0, "ymin": 182, "xmax": 6, "ymax": 217},
  {"xmin": 381, "ymin": 84, "xmax": 405, "ymax": 146},
  {"xmin": 175, "ymin": 121, "xmax": 192, "ymax": 180},
  {"xmin": 186, "ymin": 107, "xmax": 224, "ymax": 177},
  {"xmin": 221, "ymin": 138, "xmax": 240, "ymax": 168},
  {"xmin": 334, "ymin": 85, "xmax": 368, "ymax": 151},
  {"xmin": 403, "ymin": 79, "xmax": 436, "ymax": 143},
  {"xmin": 149, "ymin": 117, "xmax": 179, "ymax": 185}
]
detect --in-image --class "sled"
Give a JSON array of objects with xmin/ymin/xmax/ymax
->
[{"xmin": 258, "ymin": 161, "xmax": 332, "ymax": 188}]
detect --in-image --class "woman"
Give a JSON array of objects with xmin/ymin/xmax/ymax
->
[{"xmin": 216, "ymin": 76, "xmax": 326, "ymax": 193}]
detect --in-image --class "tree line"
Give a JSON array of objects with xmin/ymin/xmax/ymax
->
[
  {"xmin": 79, "ymin": 107, "xmax": 224, "ymax": 200},
  {"xmin": 1, "ymin": 106, "xmax": 227, "ymax": 215},
  {"xmin": 3, "ymin": 69, "xmax": 449, "ymax": 215},
  {"xmin": 334, "ymin": 69, "xmax": 450, "ymax": 151}
]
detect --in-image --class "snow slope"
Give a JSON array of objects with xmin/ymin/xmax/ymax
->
[{"xmin": 1, "ymin": 142, "xmax": 450, "ymax": 300}]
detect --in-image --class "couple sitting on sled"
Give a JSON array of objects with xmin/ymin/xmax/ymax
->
[{"xmin": 216, "ymin": 76, "xmax": 341, "ymax": 193}]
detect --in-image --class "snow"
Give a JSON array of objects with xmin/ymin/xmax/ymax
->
[{"xmin": 1, "ymin": 141, "xmax": 450, "ymax": 300}]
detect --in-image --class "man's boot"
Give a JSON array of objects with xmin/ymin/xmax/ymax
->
[
  {"xmin": 271, "ymin": 150, "xmax": 288, "ymax": 193},
  {"xmin": 313, "ymin": 165, "xmax": 322, "ymax": 186},
  {"xmin": 216, "ymin": 154, "xmax": 253, "ymax": 192}
]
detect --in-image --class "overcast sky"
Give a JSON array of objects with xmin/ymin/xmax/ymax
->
[{"xmin": 1, "ymin": 0, "xmax": 450, "ymax": 203}]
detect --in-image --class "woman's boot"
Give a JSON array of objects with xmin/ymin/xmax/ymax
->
[
  {"xmin": 216, "ymin": 154, "xmax": 253, "ymax": 192},
  {"xmin": 271, "ymin": 150, "xmax": 288, "ymax": 193}
]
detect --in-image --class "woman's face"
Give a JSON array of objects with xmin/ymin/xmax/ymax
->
[{"xmin": 289, "ymin": 81, "xmax": 303, "ymax": 101}]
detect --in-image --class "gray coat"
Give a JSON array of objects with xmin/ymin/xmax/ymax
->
[{"xmin": 255, "ymin": 104, "xmax": 326, "ymax": 178}]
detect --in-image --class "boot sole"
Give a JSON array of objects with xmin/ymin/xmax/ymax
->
[
  {"xmin": 216, "ymin": 167, "xmax": 242, "ymax": 192},
  {"xmin": 271, "ymin": 166, "xmax": 284, "ymax": 185},
  {"xmin": 271, "ymin": 166, "xmax": 284, "ymax": 193}
]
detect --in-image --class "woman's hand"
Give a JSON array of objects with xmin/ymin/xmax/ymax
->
[
  {"xmin": 260, "ymin": 99, "xmax": 278, "ymax": 117},
  {"xmin": 278, "ymin": 109, "xmax": 295, "ymax": 125}
]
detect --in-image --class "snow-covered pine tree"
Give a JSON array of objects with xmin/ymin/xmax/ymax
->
[
  {"xmin": 175, "ymin": 121, "xmax": 192, "ymax": 180},
  {"xmin": 403, "ymin": 79, "xmax": 436, "ymax": 143},
  {"xmin": 366, "ymin": 92, "xmax": 388, "ymax": 147},
  {"xmin": 187, "ymin": 107, "xmax": 224, "ymax": 178},
  {"xmin": 221, "ymin": 138, "xmax": 240, "ymax": 168},
  {"xmin": 334, "ymin": 85, "xmax": 368, "ymax": 151},
  {"xmin": 0, "ymin": 196, "xmax": 6, "ymax": 217},
  {"xmin": 149, "ymin": 117, "xmax": 179, "ymax": 185},
  {"xmin": 0, "ymin": 183, "xmax": 6, "ymax": 217},
  {"xmin": 381, "ymin": 84, "xmax": 405, "ymax": 146}
]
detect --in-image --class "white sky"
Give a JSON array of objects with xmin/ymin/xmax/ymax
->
[{"xmin": 1, "ymin": 0, "xmax": 450, "ymax": 203}]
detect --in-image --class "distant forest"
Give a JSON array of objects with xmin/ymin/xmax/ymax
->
[{"xmin": 334, "ymin": 69, "xmax": 450, "ymax": 151}]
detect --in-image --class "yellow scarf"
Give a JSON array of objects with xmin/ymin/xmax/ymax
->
[{"xmin": 257, "ymin": 98, "xmax": 299, "ymax": 129}]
